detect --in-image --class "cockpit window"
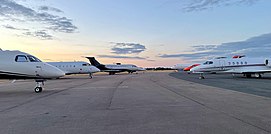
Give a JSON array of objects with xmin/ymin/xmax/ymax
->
[
  {"xmin": 132, "ymin": 65, "xmax": 137, "ymax": 67},
  {"xmin": 27, "ymin": 55, "xmax": 41, "ymax": 62},
  {"xmin": 15, "ymin": 55, "xmax": 28, "ymax": 62},
  {"xmin": 203, "ymin": 61, "xmax": 213, "ymax": 65}
]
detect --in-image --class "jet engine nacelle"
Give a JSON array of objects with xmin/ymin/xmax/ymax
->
[{"xmin": 265, "ymin": 59, "xmax": 271, "ymax": 67}]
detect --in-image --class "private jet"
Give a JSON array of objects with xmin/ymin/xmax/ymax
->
[
  {"xmin": 47, "ymin": 62, "xmax": 100, "ymax": 78},
  {"xmin": 0, "ymin": 49, "xmax": 65, "ymax": 93},
  {"xmin": 183, "ymin": 64, "xmax": 200, "ymax": 73},
  {"xmin": 191, "ymin": 56, "xmax": 271, "ymax": 79},
  {"xmin": 172, "ymin": 64, "xmax": 189, "ymax": 71},
  {"xmin": 86, "ymin": 57, "xmax": 146, "ymax": 75}
]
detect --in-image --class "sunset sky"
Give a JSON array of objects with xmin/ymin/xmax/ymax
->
[{"xmin": 1, "ymin": 0, "xmax": 271, "ymax": 67}]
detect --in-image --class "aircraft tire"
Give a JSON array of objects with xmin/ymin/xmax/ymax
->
[
  {"xmin": 255, "ymin": 73, "xmax": 262, "ymax": 78},
  {"xmin": 34, "ymin": 87, "xmax": 42, "ymax": 93}
]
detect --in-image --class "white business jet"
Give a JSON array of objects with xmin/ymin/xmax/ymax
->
[
  {"xmin": 47, "ymin": 62, "xmax": 100, "ymax": 78},
  {"xmin": 0, "ymin": 49, "xmax": 65, "ymax": 93},
  {"xmin": 191, "ymin": 56, "xmax": 271, "ymax": 79}
]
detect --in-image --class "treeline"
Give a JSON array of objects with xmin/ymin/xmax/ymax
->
[{"xmin": 146, "ymin": 67, "xmax": 174, "ymax": 71}]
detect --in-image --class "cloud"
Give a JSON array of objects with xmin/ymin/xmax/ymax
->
[
  {"xmin": 2, "ymin": 24, "xmax": 29, "ymax": 31},
  {"xmin": 159, "ymin": 33, "xmax": 271, "ymax": 61},
  {"xmin": 182, "ymin": 0, "xmax": 260, "ymax": 12},
  {"xmin": 191, "ymin": 45, "xmax": 217, "ymax": 51},
  {"xmin": 2, "ymin": 24, "xmax": 17, "ymax": 30},
  {"xmin": 23, "ymin": 30, "xmax": 53, "ymax": 40},
  {"xmin": 147, "ymin": 59, "xmax": 156, "ymax": 62},
  {"xmin": 98, "ymin": 55, "xmax": 146, "ymax": 60},
  {"xmin": 111, "ymin": 42, "xmax": 146, "ymax": 54},
  {"xmin": 0, "ymin": 0, "xmax": 77, "ymax": 39},
  {"xmin": 38, "ymin": 6, "xmax": 63, "ymax": 13}
]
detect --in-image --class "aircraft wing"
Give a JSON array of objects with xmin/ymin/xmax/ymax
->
[
  {"xmin": 102, "ymin": 70, "xmax": 123, "ymax": 72},
  {"xmin": 224, "ymin": 69, "xmax": 271, "ymax": 74},
  {"xmin": 242, "ymin": 70, "xmax": 271, "ymax": 73}
]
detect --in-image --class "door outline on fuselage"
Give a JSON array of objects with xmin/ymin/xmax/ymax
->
[
  {"xmin": 35, "ymin": 64, "xmax": 42, "ymax": 77},
  {"xmin": 219, "ymin": 60, "xmax": 226, "ymax": 70}
]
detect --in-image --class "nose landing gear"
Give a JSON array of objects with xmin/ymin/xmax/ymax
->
[
  {"xmin": 35, "ymin": 80, "xmax": 45, "ymax": 93},
  {"xmin": 199, "ymin": 73, "xmax": 205, "ymax": 79}
]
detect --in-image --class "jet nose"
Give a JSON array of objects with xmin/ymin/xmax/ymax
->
[
  {"xmin": 94, "ymin": 67, "xmax": 100, "ymax": 72},
  {"xmin": 91, "ymin": 66, "xmax": 100, "ymax": 73},
  {"xmin": 43, "ymin": 63, "xmax": 65, "ymax": 78},
  {"xmin": 190, "ymin": 66, "xmax": 198, "ymax": 72},
  {"xmin": 140, "ymin": 67, "xmax": 146, "ymax": 71},
  {"xmin": 55, "ymin": 69, "xmax": 65, "ymax": 78}
]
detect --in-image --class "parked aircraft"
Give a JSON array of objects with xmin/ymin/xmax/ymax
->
[
  {"xmin": 47, "ymin": 62, "xmax": 100, "ymax": 78},
  {"xmin": 86, "ymin": 57, "xmax": 145, "ymax": 75},
  {"xmin": 191, "ymin": 56, "xmax": 271, "ymax": 79},
  {"xmin": 0, "ymin": 50, "xmax": 65, "ymax": 93},
  {"xmin": 172, "ymin": 64, "xmax": 189, "ymax": 71},
  {"xmin": 183, "ymin": 64, "xmax": 200, "ymax": 72}
]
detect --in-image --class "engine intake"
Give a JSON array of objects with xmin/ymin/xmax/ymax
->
[{"xmin": 265, "ymin": 59, "xmax": 271, "ymax": 67}]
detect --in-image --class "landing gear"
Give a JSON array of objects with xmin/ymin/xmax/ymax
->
[
  {"xmin": 254, "ymin": 73, "xmax": 262, "ymax": 78},
  {"xmin": 35, "ymin": 80, "xmax": 44, "ymax": 93},
  {"xmin": 245, "ymin": 74, "xmax": 252, "ymax": 78},
  {"xmin": 128, "ymin": 71, "xmax": 134, "ymax": 74},
  {"xmin": 199, "ymin": 74, "xmax": 205, "ymax": 79},
  {"xmin": 109, "ymin": 72, "xmax": 115, "ymax": 75},
  {"xmin": 34, "ymin": 87, "xmax": 42, "ymax": 93},
  {"xmin": 89, "ymin": 73, "xmax": 93, "ymax": 79}
]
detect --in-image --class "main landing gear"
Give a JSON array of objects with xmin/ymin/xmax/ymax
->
[
  {"xmin": 34, "ymin": 80, "xmax": 45, "ymax": 93},
  {"xmin": 254, "ymin": 73, "xmax": 262, "ymax": 78},
  {"xmin": 89, "ymin": 73, "xmax": 93, "ymax": 79},
  {"xmin": 244, "ymin": 73, "xmax": 262, "ymax": 78},
  {"xmin": 128, "ymin": 71, "xmax": 134, "ymax": 74},
  {"xmin": 109, "ymin": 72, "xmax": 115, "ymax": 75}
]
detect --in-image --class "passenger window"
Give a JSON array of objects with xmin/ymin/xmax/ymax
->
[
  {"xmin": 228, "ymin": 62, "xmax": 231, "ymax": 65},
  {"xmin": 232, "ymin": 62, "xmax": 235, "ymax": 65},
  {"xmin": 237, "ymin": 62, "xmax": 239, "ymax": 65},
  {"xmin": 15, "ymin": 55, "xmax": 28, "ymax": 62},
  {"xmin": 241, "ymin": 62, "xmax": 243, "ymax": 65},
  {"xmin": 245, "ymin": 62, "xmax": 247, "ymax": 64}
]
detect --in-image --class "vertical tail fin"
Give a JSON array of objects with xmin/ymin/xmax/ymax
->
[{"xmin": 86, "ymin": 57, "xmax": 101, "ymax": 67}]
